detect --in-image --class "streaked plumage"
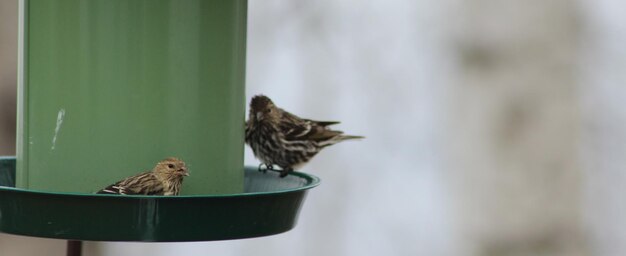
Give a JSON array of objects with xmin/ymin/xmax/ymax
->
[
  {"xmin": 97, "ymin": 157, "xmax": 189, "ymax": 196},
  {"xmin": 245, "ymin": 95, "xmax": 363, "ymax": 177}
]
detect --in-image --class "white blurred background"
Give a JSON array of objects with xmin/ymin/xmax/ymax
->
[{"xmin": 2, "ymin": 0, "xmax": 626, "ymax": 255}]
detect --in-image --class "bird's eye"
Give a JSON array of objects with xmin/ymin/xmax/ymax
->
[{"xmin": 167, "ymin": 164, "xmax": 174, "ymax": 168}]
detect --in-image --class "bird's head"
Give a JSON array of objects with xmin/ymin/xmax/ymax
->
[
  {"xmin": 250, "ymin": 95, "xmax": 280, "ymax": 122},
  {"xmin": 154, "ymin": 157, "xmax": 189, "ymax": 178}
]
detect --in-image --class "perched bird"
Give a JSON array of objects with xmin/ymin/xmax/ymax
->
[
  {"xmin": 245, "ymin": 95, "xmax": 363, "ymax": 177},
  {"xmin": 97, "ymin": 157, "xmax": 189, "ymax": 196}
]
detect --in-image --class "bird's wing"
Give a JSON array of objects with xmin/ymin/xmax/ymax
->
[
  {"xmin": 280, "ymin": 110, "xmax": 343, "ymax": 142},
  {"xmin": 281, "ymin": 110, "xmax": 341, "ymax": 127},
  {"xmin": 303, "ymin": 119, "xmax": 341, "ymax": 127},
  {"xmin": 97, "ymin": 172, "xmax": 164, "ymax": 195},
  {"xmin": 97, "ymin": 184, "xmax": 129, "ymax": 195}
]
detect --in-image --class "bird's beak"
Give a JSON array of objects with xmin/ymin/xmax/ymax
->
[
  {"xmin": 180, "ymin": 168, "xmax": 189, "ymax": 176},
  {"xmin": 256, "ymin": 111, "xmax": 263, "ymax": 120}
]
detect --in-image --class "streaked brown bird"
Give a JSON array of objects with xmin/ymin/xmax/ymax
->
[
  {"xmin": 245, "ymin": 95, "xmax": 363, "ymax": 177},
  {"xmin": 97, "ymin": 157, "xmax": 189, "ymax": 196}
]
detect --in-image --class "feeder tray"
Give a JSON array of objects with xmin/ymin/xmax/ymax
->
[{"xmin": 0, "ymin": 156, "xmax": 320, "ymax": 242}]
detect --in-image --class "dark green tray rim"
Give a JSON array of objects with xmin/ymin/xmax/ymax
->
[{"xmin": 0, "ymin": 156, "xmax": 320, "ymax": 242}]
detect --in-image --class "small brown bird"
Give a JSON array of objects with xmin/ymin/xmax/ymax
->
[
  {"xmin": 245, "ymin": 95, "xmax": 363, "ymax": 177},
  {"xmin": 97, "ymin": 157, "xmax": 189, "ymax": 196}
]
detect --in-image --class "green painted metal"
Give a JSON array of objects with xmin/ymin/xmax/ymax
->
[
  {"xmin": 0, "ymin": 157, "xmax": 320, "ymax": 241},
  {"xmin": 17, "ymin": 0, "xmax": 247, "ymax": 194},
  {"xmin": 0, "ymin": 157, "xmax": 16, "ymax": 187}
]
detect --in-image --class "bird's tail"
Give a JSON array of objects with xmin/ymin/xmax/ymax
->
[
  {"xmin": 319, "ymin": 134, "xmax": 364, "ymax": 147},
  {"xmin": 338, "ymin": 135, "xmax": 365, "ymax": 141}
]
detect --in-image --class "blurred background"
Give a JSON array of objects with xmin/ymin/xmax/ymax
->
[{"xmin": 1, "ymin": 0, "xmax": 626, "ymax": 255}]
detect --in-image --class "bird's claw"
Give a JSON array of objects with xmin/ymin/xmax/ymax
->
[
  {"xmin": 279, "ymin": 168, "xmax": 293, "ymax": 178},
  {"xmin": 258, "ymin": 163, "xmax": 273, "ymax": 174}
]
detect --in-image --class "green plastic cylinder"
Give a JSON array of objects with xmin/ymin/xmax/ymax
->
[{"xmin": 16, "ymin": 0, "xmax": 247, "ymax": 194}]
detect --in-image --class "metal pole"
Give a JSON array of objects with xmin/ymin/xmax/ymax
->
[{"xmin": 66, "ymin": 240, "xmax": 82, "ymax": 256}]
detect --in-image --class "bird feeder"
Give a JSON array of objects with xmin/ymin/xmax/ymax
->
[{"xmin": 0, "ymin": 0, "xmax": 319, "ymax": 252}]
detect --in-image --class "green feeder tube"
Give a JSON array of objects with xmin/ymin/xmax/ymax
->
[{"xmin": 17, "ymin": 0, "xmax": 247, "ymax": 194}]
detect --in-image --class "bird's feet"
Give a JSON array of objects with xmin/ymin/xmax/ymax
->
[
  {"xmin": 258, "ymin": 163, "xmax": 274, "ymax": 174},
  {"xmin": 279, "ymin": 168, "xmax": 293, "ymax": 178}
]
